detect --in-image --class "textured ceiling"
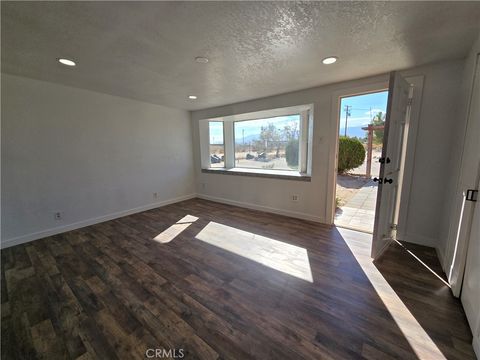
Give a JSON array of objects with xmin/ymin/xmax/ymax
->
[{"xmin": 2, "ymin": 1, "xmax": 480, "ymax": 110}]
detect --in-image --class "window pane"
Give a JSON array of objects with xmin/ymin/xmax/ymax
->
[
  {"xmin": 234, "ymin": 115, "xmax": 300, "ymax": 171},
  {"xmin": 209, "ymin": 121, "xmax": 224, "ymax": 168}
]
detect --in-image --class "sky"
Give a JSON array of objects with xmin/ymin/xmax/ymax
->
[
  {"xmin": 339, "ymin": 91, "xmax": 388, "ymax": 137},
  {"xmin": 209, "ymin": 121, "xmax": 224, "ymax": 144},
  {"xmin": 208, "ymin": 91, "xmax": 388, "ymax": 144},
  {"xmin": 209, "ymin": 115, "xmax": 300, "ymax": 144}
]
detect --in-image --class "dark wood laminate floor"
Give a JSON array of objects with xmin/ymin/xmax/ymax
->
[{"xmin": 1, "ymin": 199, "xmax": 475, "ymax": 359}]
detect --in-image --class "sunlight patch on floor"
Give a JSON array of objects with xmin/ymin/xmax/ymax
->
[
  {"xmin": 338, "ymin": 227, "xmax": 447, "ymax": 360},
  {"xmin": 195, "ymin": 221, "xmax": 313, "ymax": 282},
  {"xmin": 153, "ymin": 215, "xmax": 199, "ymax": 243}
]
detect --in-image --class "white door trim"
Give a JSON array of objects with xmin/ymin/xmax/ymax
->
[
  {"xmin": 327, "ymin": 80, "xmax": 389, "ymax": 225},
  {"xmin": 326, "ymin": 75, "xmax": 424, "ymax": 233}
]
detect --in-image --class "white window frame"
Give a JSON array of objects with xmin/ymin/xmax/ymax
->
[
  {"xmin": 199, "ymin": 104, "xmax": 313, "ymax": 177},
  {"xmin": 206, "ymin": 121, "xmax": 226, "ymax": 168}
]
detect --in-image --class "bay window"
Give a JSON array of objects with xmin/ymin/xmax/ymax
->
[{"xmin": 199, "ymin": 104, "xmax": 313, "ymax": 178}]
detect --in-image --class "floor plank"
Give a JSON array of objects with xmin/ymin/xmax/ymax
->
[{"xmin": 1, "ymin": 198, "xmax": 475, "ymax": 359}]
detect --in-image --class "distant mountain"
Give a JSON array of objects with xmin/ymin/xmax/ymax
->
[
  {"xmin": 235, "ymin": 133, "xmax": 260, "ymax": 144},
  {"xmin": 228, "ymin": 127, "xmax": 367, "ymax": 144},
  {"xmin": 339, "ymin": 126, "xmax": 367, "ymax": 139}
]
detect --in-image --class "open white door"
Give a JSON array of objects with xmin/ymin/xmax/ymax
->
[
  {"xmin": 461, "ymin": 175, "xmax": 480, "ymax": 357},
  {"xmin": 371, "ymin": 72, "xmax": 413, "ymax": 259},
  {"xmin": 448, "ymin": 54, "xmax": 480, "ymax": 297}
]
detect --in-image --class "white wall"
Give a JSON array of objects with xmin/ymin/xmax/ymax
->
[
  {"xmin": 1, "ymin": 74, "xmax": 196, "ymax": 247},
  {"xmin": 2, "ymin": 57, "xmax": 467, "ymax": 253},
  {"xmin": 400, "ymin": 61, "xmax": 465, "ymax": 248},
  {"xmin": 191, "ymin": 60, "xmax": 465, "ymax": 249},
  {"xmin": 193, "ymin": 74, "xmax": 388, "ymax": 224}
]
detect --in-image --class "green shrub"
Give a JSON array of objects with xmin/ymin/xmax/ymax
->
[
  {"xmin": 338, "ymin": 136, "xmax": 365, "ymax": 173},
  {"xmin": 285, "ymin": 139, "xmax": 299, "ymax": 167}
]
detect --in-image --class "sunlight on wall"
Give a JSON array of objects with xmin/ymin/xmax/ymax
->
[
  {"xmin": 153, "ymin": 215, "xmax": 199, "ymax": 243},
  {"xmin": 338, "ymin": 228, "xmax": 447, "ymax": 360},
  {"xmin": 195, "ymin": 221, "xmax": 313, "ymax": 282}
]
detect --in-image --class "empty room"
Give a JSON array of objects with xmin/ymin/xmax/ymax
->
[{"xmin": 2, "ymin": 1, "xmax": 480, "ymax": 359}]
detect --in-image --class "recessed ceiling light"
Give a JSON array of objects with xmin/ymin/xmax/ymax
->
[
  {"xmin": 58, "ymin": 58, "xmax": 76, "ymax": 66},
  {"xmin": 322, "ymin": 56, "xmax": 338, "ymax": 65},
  {"xmin": 188, "ymin": 95, "xmax": 197, "ymax": 100},
  {"xmin": 195, "ymin": 56, "xmax": 209, "ymax": 64}
]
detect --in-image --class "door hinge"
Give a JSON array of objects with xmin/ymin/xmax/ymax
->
[
  {"xmin": 466, "ymin": 189, "xmax": 478, "ymax": 202},
  {"xmin": 407, "ymin": 98, "xmax": 413, "ymax": 106}
]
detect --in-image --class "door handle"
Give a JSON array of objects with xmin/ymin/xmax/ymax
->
[
  {"xmin": 379, "ymin": 157, "xmax": 391, "ymax": 164},
  {"xmin": 384, "ymin": 178, "xmax": 393, "ymax": 184},
  {"xmin": 373, "ymin": 177, "xmax": 383, "ymax": 184},
  {"xmin": 466, "ymin": 189, "xmax": 478, "ymax": 202}
]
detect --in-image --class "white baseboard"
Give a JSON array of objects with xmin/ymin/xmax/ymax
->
[
  {"xmin": 197, "ymin": 193, "xmax": 324, "ymax": 223},
  {"xmin": 397, "ymin": 231, "xmax": 437, "ymax": 248},
  {"xmin": 373, "ymin": 239, "xmax": 394, "ymax": 261},
  {"xmin": 398, "ymin": 231, "xmax": 448, "ymax": 273},
  {"xmin": 1, "ymin": 194, "xmax": 197, "ymax": 249},
  {"xmin": 435, "ymin": 245, "xmax": 446, "ymax": 272}
]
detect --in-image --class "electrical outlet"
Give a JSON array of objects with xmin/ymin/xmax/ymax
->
[
  {"xmin": 153, "ymin": 192, "xmax": 159, "ymax": 199},
  {"xmin": 201, "ymin": 183, "xmax": 206, "ymax": 190},
  {"xmin": 54, "ymin": 212, "xmax": 62, "ymax": 220},
  {"xmin": 292, "ymin": 194, "xmax": 299, "ymax": 202}
]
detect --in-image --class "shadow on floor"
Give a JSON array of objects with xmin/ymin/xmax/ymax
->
[
  {"xmin": 337, "ymin": 174, "xmax": 371, "ymax": 189},
  {"xmin": 373, "ymin": 240, "xmax": 475, "ymax": 359}
]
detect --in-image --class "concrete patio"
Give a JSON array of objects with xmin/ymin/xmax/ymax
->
[{"xmin": 335, "ymin": 180, "xmax": 378, "ymax": 233}]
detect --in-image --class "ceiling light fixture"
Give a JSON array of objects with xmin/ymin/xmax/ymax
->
[
  {"xmin": 58, "ymin": 58, "xmax": 76, "ymax": 66},
  {"xmin": 322, "ymin": 56, "xmax": 338, "ymax": 65},
  {"xmin": 195, "ymin": 56, "xmax": 209, "ymax": 64},
  {"xmin": 188, "ymin": 95, "xmax": 198, "ymax": 100}
]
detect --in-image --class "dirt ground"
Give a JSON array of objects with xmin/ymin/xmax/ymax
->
[
  {"xmin": 335, "ymin": 147, "xmax": 382, "ymax": 208},
  {"xmin": 336, "ymin": 174, "xmax": 371, "ymax": 207},
  {"xmin": 209, "ymin": 149, "xmax": 295, "ymax": 170},
  {"xmin": 350, "ymin": 149, "xmax": 382, "ymax": 177}
]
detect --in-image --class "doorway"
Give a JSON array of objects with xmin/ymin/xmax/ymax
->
[{"xmin": 334, "ymin": 91, "xmax": 388, "ymax": 233}]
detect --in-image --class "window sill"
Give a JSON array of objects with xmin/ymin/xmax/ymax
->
[{"xmin": 201, "ymin": 168, "xmax": 312, "ymax": 181}]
